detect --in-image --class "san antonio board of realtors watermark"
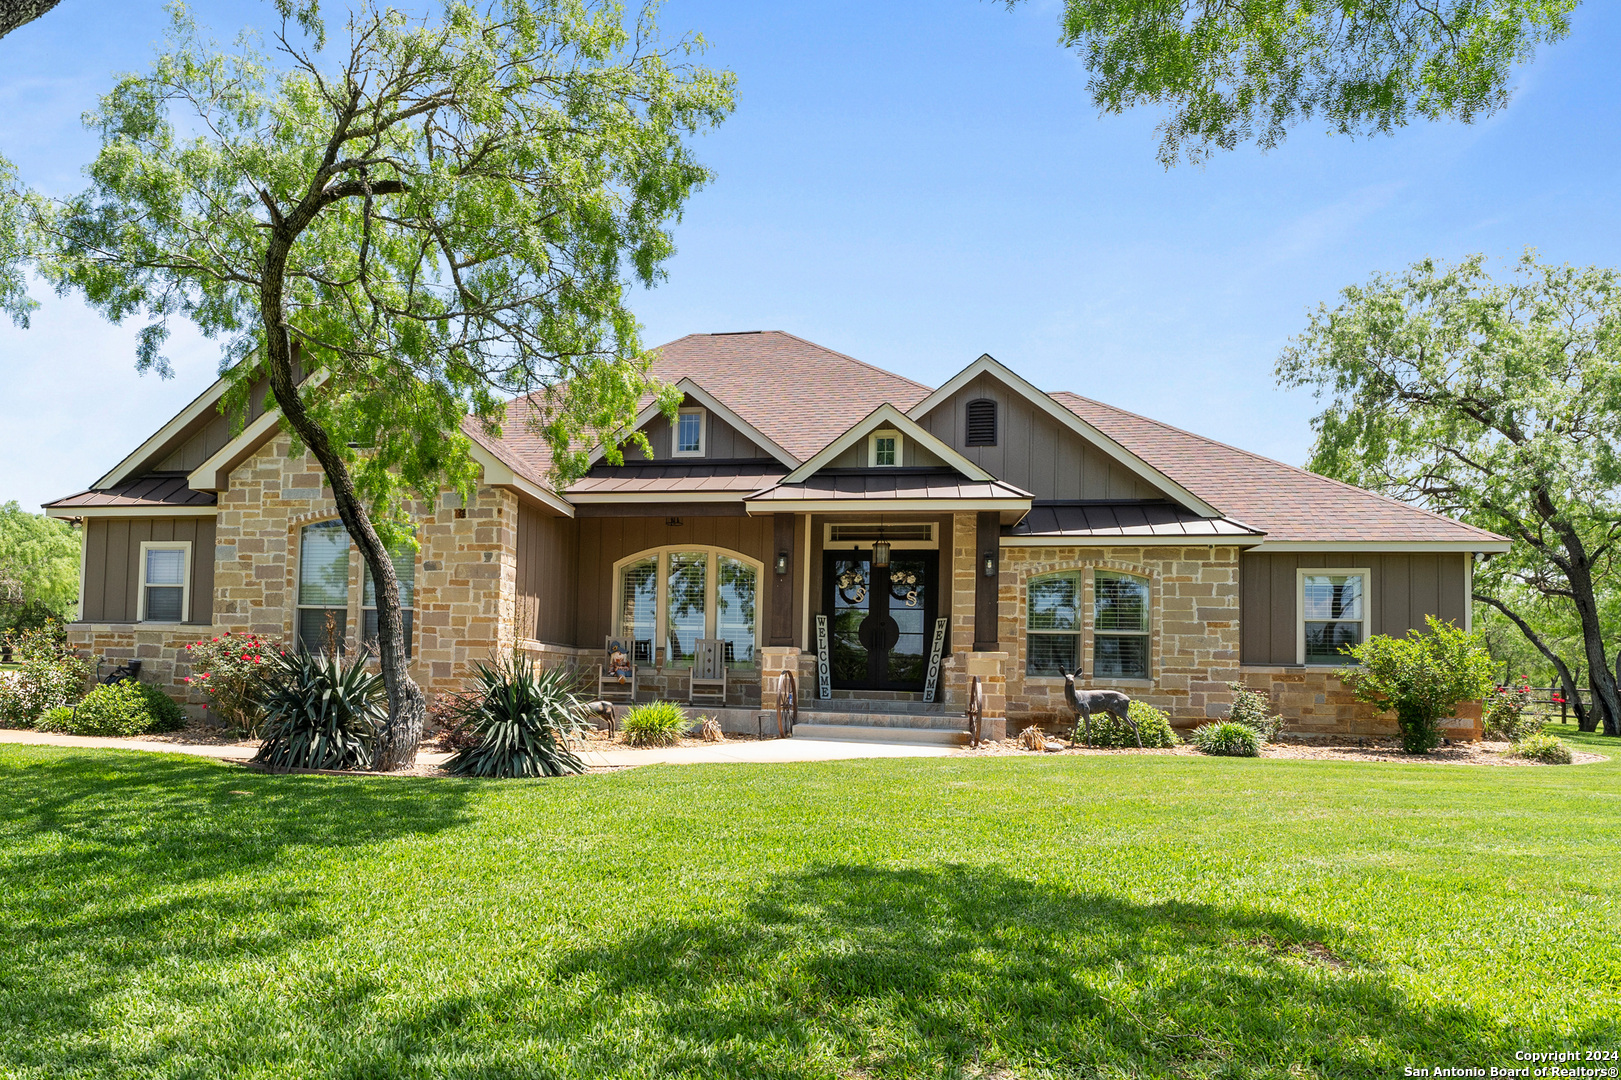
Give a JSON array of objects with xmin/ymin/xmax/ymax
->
[{"xmin": 1404, "ymin": 1051, "xmax": 1619, "ymax": 1078}]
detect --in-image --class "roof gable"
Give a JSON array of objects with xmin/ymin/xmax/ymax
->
[
  {"xmin": 783, "ymin": 403, "xmax": 998, "ymax": 484},
  {"xmin": 908, "ymin": 355, "xmax": 1223, "ymax": 517},
  {"xmin": 588, "ymin": 378, "xmax": 799, "ymax": 469}
]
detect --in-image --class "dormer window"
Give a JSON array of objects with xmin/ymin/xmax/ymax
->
[
  {"xmin": 674, "ymin": 407, "xmax": 706, "ymax": 457},
  {"xmin": 869, "ymin": 429, "xmax": 902, "ymax": 467},
  {"xmin": 965, "ymin": 398, "xmax": 997, "ymax": 446}
]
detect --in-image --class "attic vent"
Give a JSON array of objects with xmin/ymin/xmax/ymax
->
[{"xmin": 965, "ymin": 398, "xmax": 997, "ymax": 446}]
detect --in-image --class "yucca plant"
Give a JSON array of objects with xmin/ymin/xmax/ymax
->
[
  {"xmin": 620, "ymin": 700, "xmax": 691, "ymax": 747},
  {"xmin": 444, "ymin": 656, "xmax": 587, "ymax": 778},
  {"xmin": 253, "ymin": 649, "xmax": 384, "ymax": 771}
]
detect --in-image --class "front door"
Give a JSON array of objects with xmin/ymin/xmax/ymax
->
[{"xmin": 824, "ymin": 550, "xmax": 938, "ymax": 691}]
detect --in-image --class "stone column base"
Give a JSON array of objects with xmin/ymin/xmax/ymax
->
[
  {"xmin": 964, "ymin": 650, "xmax": 1009, "ymax": 742},
  {"xmin": 760, "ymin": 646, "xmax": 802, "ymax": 706}
]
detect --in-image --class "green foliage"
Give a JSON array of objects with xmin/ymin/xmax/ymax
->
[
  {"xmin": 38, "ymin": 705, "xmax": 73, "ymax": 729},
  {"xmin": 131, "ymin": 682, "xmax": 187, "ymax": 734},
  {"xmin": 44, "ymin": 0, "xmax": 734, "ymax": 499},
  {"xmin": 1277, "ymin": 252, "xmax": 1621, "ymax": 735},
  {"xmin": 1224, "ymin": 682, "xmax": 1282, "ymax": 741},
  {"xmin": 38, "ymin": 681, "xmax": 149, "ymax": 737},
  {"xmin": 621, "ymin": 700, "xmax": 691, "ymax": 747},
  {"xmin": 1013, "ymin": 0, "xmax": 1574, "ymax": 166},
  {"xmin": 0, "ymin": 155, "xmax": 40, "ymax": 327},
  {"xmin": 1510, "ymin": 732, "xmax": 1572, "ymax": 764},
  {"xmin": 1192, "ymin": 720, "xmax": 1262, "ymax": 757},
  {"xmin": 0, "ymin": 502, "xmax": 80, "ymax": 630},
  {"xmin": 0, "ymin": 622, "xmax": 90, "ymax": 727},
  {"xmin": 1483, "ymin": 681, "xmax": 1541, "ymax": 742},
  {"xmin": 1340, "ymin": 617, "xmax": 1497, "ymax": 754},
  {"xmin": 184, "ymin": 631, "xmax": 274, "ymax": 733},
  {"xmin": 1083, "ymin": 700, "xmax": 1180, "ymax": 748},
  {"xmin": 443, "ymin": 657, "xmax": 586, "ymax": 779},
  {"xmin": 254, "ymin": 649, "xmax": 384, "ymax": 771}
]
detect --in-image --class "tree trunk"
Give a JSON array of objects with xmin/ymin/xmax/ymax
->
[
  {"xmin": 0, "ymin": 0, "xmax": 62, "ymax": 40},
  {"xmin": 1560, "ymin": 540, "xmax": 1620, "ymax": 737},
  {"xmin": 1474, "ymin": 592, "xmax": 1593, "ymax": 731},
  {"xmin": 259, "ymin": 245, "xmax": 424, "ymax": 769}
]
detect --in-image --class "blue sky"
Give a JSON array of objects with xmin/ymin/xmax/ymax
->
[{"xmin": 2, "ymin": 1, "xmax": 1618, "ymax": 511}]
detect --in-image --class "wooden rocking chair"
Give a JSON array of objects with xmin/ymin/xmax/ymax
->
[
  {"xmin": 688, "ymin": 638, "xmax": 728, "ymax": 705},
  {"xmin": 597, "ymin": 636, "xmax": 638, "ymax": 702}
]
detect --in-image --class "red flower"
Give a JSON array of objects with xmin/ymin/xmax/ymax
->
[{"xmin": 1553, "ymin": 694, "xmax": 1567, "ymax": 704}]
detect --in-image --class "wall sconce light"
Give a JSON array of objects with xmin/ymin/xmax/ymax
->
[
  {"xmin": 665, "ymin": 516, "xmax": 683, "ymax": 527},
  {"xmin": 775, "ymin": 550, "xmax": 790, "ymax": 575},
  {"xmin": 982, "ymin": 550, "xmax": 997, "ymax": 577}
]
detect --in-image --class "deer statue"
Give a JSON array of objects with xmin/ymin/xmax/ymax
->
[{"xmin": 1062, "ymin": 669, "xmax": 1140, "ymax": 748}]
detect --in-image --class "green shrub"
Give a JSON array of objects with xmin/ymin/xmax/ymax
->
[
  {"xmin": 1340, "ymin": 617, "xmax": 1496, "ymax": 754},
  {"xmin": 444, "ymin": 656, "xmax": 586, "ymax": 778},
  {"xmin": 1225, "ymin": 682, "xmax": 1282, "ymax": 741},
  {"xmin": 253, "ymin": 649, "xmax": 384, "ymax": 771},
  {"xmin": 1510, "ymin": 732, "xmax": 1572, "ymax": 765},
  {"xmin": 1483, "ymin": 682, "xmax": 1540, "ymax": 742},
  {"xmin": 37, "ymin": 681, "xmax": 150, "ymax": 736},
  {"xmin": 1084, "ymin": 700, "xmax": 1180, "ymax": 748},
  {"xmin": 131, "ymin": 683, "xmax": 187, "ymax": 733},
  {"xmin": 183, "ymin": 631, "xmax": 274, "ymax": 734},
  {"xmin": 0, "ymin": 622, "xmax": 91, "ymax": 727},
  {"xmin": 1192, "ymin": 720, "xmax": 1261, "ymax": 757},
  {"xmin": 621, "ymin": 700, "xmax": 691, "ymax": 747}
]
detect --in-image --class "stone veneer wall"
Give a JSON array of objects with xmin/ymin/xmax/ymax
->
[
  {"xmin": 996, "ymin": 543, "xmax": 1244, "ymax": 729},
  {"xmin": 1237, "ymin": 666, "xmax": 1482, "ymax": 740},
  {"xmin": 68, "ymin": 434, "xmax": 518, "ymax": 711}
]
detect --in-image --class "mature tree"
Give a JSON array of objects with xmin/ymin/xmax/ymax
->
[
  {"xmin": 44, "ymin": 1, "xmax": 733, "ymax": 768},
  {"xmin": 0, "ymin": 501, "xmax": 79, "ymax": 631},
  {"xmin": 1010, "ymin": 0, "xmax": 1577, "ymax": 166},
  {"xmin": 1277, "ymin": 252, "xmax": 1621, "ymax": 736},
  {"xmin": 0, "ymin": 0, "xmax": 62, "ymax": 40},
  {"xmin": 0, "ymin": 0, "xmax": 67, "ymax": 326}
]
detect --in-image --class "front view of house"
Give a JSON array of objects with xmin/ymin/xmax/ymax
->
[{"xmin": 46, "ymin": 332, "xmax": 1509, "ymax": 739}]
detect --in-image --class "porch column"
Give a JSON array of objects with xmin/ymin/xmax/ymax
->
[
  {"xmin": 973, "ymin": 511, "xmax": 1000, "ymax": 651},
  {"xmin": 759, "ymin": 646, "xmax": 802, "ymax": 713},
  {"xmin": 768, "ymin": 513, "xmax": 796, "ymax": 646},
  {"xmin": 964, "ymin": 650, "xmax": 1008, "ymax": 741}
]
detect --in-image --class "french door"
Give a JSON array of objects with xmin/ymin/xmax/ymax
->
[{"xmin": 823, "ymin": 550, "xmax": 938, "ymax": 691}]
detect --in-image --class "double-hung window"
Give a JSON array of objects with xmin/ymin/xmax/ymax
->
[
  {"xmin": 137, "ymin": 541, "xmax": 191, "ymax": 622},
  {"xmin": 1299, "ymin": 569, "xmax": 1369, "ymax": 665},
  {"xmin": 297, "ymin": 521, "xmax": 351, "ymax": 653},
  {"xmin": 1026, "ymin": 571, "xmax": 1081, "ymax": 675},
  {"xmin": 1093, "ymin": 571, "xmax": 1150, "ymax": 679}
]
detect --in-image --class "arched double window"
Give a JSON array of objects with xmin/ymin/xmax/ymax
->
[{"xmin": 616, "ymin": 547, "xmax": 760, "ymax": 668}]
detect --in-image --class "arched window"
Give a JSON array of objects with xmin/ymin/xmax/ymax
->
[
  {"xmin": 965, "ymin": 398, "xmax": 997, "ymax": 446},
  {"xmin": 615, "ymin": 548, "xmax": 760, "ymax": 667},
  {"xmin": 1094, "ymin": 571, "xmax": 1150, "ymax": 679}
]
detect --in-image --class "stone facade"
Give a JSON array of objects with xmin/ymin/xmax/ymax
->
[
  {"xmin": 996, "ymin": 543, "xmax": 1243, "ymax": 730},
  {"xmin": 1238, "ymin": 666, "xmax": 1482, "ymax": 740}
]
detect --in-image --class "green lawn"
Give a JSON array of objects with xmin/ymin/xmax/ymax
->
[{"xmin": 1, "ymin": 730, "xmax": 1617, "ymax": 1079}]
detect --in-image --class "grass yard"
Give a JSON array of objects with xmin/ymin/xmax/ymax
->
[{"xmin": 1, "ymin": 730, "xmax": 1618, "ymax": 1079}]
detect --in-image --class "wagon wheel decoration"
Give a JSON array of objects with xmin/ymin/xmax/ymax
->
[
  {"xmin": 775, "ymin": 668, "xmax": 798, "ymax": 738},
  {"xmin": 966, "ymin": 675, "xmax": 986, "ymax": 748}
]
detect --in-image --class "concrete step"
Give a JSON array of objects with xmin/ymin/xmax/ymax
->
[
  {"xmin": 803, "ymin": 698, "xmax": 955, "ymax": 716},
  {"xmin": 796, "ymin": 709, "xmax": 968, "ymax": 731},
  {"xmin": 791, "ymin": 723, "xmax": 970, "ymax": 746}
]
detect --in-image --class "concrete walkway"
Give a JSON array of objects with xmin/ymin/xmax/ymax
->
[{"xmin": 0, "ymin": 728, "xmax": 952, "ymax": 769}]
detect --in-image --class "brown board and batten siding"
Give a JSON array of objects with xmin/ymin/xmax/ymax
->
[
  {"xmin": 514, "ymin": 502, "xmax": 579, "ymax": 646},
  {"xmin": 631, "ymin": 397, "xmax": 775, "ymax": 461},
  {"xmin": 915, "ymin": 372, "xmax": 1166, "ymax": 502},
  {"xmin": 80, "ymin": 517, "xmax": 216, "ymax": 624},
  {"xmin": 1240, "ymin": 551, "xmax": 1469, "ymax": 666},
  {"xmin": 573, "ymin": 515, "xmax": 775, "ymax": 647}
]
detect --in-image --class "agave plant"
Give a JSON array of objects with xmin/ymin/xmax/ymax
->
[
  {"xmin": 444, "ymin": 656, "xmax": 587, "ymax": 778},
  {"xmin": 253, "ymin": 649, "xmax": 384, "ymax": 771}
]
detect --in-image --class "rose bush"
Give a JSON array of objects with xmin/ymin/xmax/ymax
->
[{"xmin": 184, "ymin": 631, "xmax": 275, "ymax": 734}]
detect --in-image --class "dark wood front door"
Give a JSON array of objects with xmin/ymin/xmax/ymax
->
[{"xmin": 823, "ymin": 550, "xmax": 938, "ymax": 691}]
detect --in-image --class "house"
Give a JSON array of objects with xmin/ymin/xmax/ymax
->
[{"xmin": 44, "ymin": 331, "xmax": 1509, "ymax": 741}]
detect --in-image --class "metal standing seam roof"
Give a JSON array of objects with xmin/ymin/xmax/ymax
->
[
  {"xmin": 745, "ymin": 471, "xmax": 1033, "ymax": 502},
  {"xmin": 566, "ymin": 462, "xmax": 789, "ymax": 495},
  {"xmin": 43, "ymin": 473, "xmax": 218, "ymax": 510},
  {"xmin": 1009, "ymin": 502, "xmax": 1263, "ymax": 539}
]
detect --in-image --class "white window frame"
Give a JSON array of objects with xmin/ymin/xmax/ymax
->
[
  {"xmin": 1025, "ymin": 569, "xmax": 1082, "ymax": 677},
  {"xmin": 1092, "ymin": 568, "xmax": 1152, "ymax": 682},
  {"xmin": 673, "ymin": 407, "xmax": 707, "ymax": 457},
  {"xmin": 612, "ymin": 546, "xmax": 763, "ymax": 667},
  {"xmin": 136, "ymin": 540, "xmax": 192, "ymax": 623},
  {"xmin": 1296, "ymin": 567, "xmax": 1372, "ymax": 666},
  {"xmin": 868, "ymin": 428, "xmax": 903, "ymax": 467},
  {"xmin": 823, "ymin": 522, "xmax": 937, "ymax": 548}
]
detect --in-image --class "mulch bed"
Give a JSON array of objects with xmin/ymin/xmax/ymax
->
[{"xmin": 955, "ymin": 734, "xmax": 1607, "ymax": 766}]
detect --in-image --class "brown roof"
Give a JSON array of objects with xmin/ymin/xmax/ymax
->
[
  {"xmin": 1050, "ymin": 393, "xmax": 1505, "ymax": 544},
  {"xmin": 45, "ymin": 474, "xmax": 217, "ymax": 511},
  {"xmin": 648, "ymin": 332, "xmax": 931, "ymax": 461},
  {"xmin": 1010, "ymin": 501, "xmax": 1262, "ymax": 540},
  {"xmin": 747, "ymin": 470, "xmax": 1030, "ymax": 503},
  {"xmin": 567, "ymin": 461, "xmax": 788, "ymax": 496}
]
